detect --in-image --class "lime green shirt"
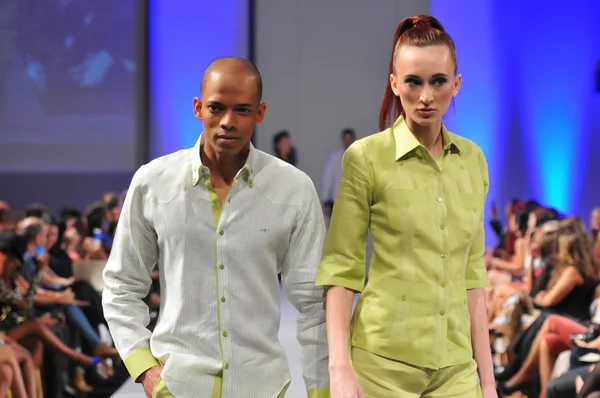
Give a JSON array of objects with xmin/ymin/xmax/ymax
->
[{"xmin": 316, "ymin": 116, "xmax": 490, "ymax": 370}]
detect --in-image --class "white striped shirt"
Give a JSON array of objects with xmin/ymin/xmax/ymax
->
[{"xmin": 102, "ymin": 136, "xmax": 330, "ymax": 397}]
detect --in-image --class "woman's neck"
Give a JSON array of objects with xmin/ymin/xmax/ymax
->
[{"xmin": 405, "ymin": 117, "xmax": 443, "ymax": 153}]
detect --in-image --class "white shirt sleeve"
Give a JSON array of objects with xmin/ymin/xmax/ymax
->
[
  {"xmin": 281, "ymin": 176, "xmax": 330, "ymax": 392},
  {"xmin": 102, "ymin": 165, "xmax": 159, "ymax": 363}
]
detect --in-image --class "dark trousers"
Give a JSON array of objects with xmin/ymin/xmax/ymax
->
[{"xmin": 545, "ymin": 365, "xmax": 591, "ymax": 398}]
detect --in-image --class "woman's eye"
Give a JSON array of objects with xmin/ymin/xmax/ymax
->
[{"xmin": 405, "ymin": 79, "xmax": 421, "ymax": 86}]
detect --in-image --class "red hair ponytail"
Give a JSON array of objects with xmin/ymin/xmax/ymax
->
[{"xmin": 378, "ymin": 15, "xmax": 458, "ymax": 131}]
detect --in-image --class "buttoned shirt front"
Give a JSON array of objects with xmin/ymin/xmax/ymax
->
[
  {"xmin": 316, "ymin": 116, "xmax": 490, "ymax": 370},
  {"xmin": 102, "ymin": 136, "xmax": 330, "ymax": 397}
]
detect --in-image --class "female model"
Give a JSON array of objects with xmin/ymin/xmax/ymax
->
[{"xmin": 316, "ymin": 15, "xmax": 496, "ymax": 398}]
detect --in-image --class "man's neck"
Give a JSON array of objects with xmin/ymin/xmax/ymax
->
[{"xmin": 201, "ymin": 143, "xmax": 250, "ymax": 185}]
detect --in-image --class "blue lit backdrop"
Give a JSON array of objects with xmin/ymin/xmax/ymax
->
[
  {"xmin": 432, "ymin": 0, "xmax": 600, "ymax": 223},
  {"xmin": 148, "ymin": 0, "xmax": 250, "ymax": 159}
]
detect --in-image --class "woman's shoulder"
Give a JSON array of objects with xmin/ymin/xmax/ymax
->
[
  {"xmin": 345, "ymin": 130, "xmax": 395, "ymax": 161},
  {"xmin": 561, "ymin": 265, "xmax": 585, "ymax": 282}
]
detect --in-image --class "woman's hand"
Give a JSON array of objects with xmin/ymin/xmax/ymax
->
[
  {"xmin": 330, "ymin": 365, "xmax": 365, "ymax": 398},
  {"xmin": 533, "ymin": 291, "xmax": 547, "ymax": 306},
  {"xmin": 574, "ymin": 335, "xmax": 600, "ymax": 350},
  {"xmin": 481, "ymin": 384, "xmax": 499, "ymax": 398}
]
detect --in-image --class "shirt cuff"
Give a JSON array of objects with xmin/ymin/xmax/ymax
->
[
  {"xmin": 123, "ymin": 347, "xmax": 161, "ymax": 382},
  {"xmin": 315, "ymin": 271, "xmax": 365, "ymax": 293},
  {"xmin": 308, "ymin": 387, "xmax": 330, "ymax": 398},
  {"xmin": 466, "ymin": 278, "xmax": 491, "ymax": 290}
]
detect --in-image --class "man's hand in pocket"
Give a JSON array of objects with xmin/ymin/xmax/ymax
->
[{"xmin": 140, "ymin": 365, "xmax": 164, "ymax": 398}]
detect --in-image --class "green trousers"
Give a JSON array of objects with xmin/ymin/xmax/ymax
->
[{"xmin": 351, "ymin": 346, "xmax": 482, "ymax": 397}]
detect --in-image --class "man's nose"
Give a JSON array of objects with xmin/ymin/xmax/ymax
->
[{"xmin": 220, "ymin": 111, "xmax": 237, "ymax": 131}]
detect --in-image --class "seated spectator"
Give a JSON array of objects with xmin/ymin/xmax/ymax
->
[
  {"xmin": 0, "ymin": 202, "xmax": 12, "ymax": 232},
  {"xmin": 497, "ymin": 231, "xmax": 599, "ymax": 395},
  {"xmin": 15, "ymin": 219, "xmax": 117, "ymax": 359}
]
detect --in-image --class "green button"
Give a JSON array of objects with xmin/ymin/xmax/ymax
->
[
  {"xmin": 440, "ymin": 224, "xmax": 445, "ymax": 230},
  {"xmin": 228, "ymin": 198, "xmax": 231, "ymax": 203},
  {"xmin": 440, "ymin": 253, "xmax": 447, "ymax": 258},
  {"xmin": 222, "ymin": 331, "xmax": 228, "ymax": 337},
  {"xmin": 224, "ymin": 363, "xmax": 229, "ymax": 369},
  {"xmin": 440, "ymin": 311, "xmax": 445, "ymax": 316},
  {"xmin": 401, "ymin": 295, "xmax": 406, "ymax": 301},
  {"xmin": 441, "ymin": 282, "xmax": 447, "ymax": 288},
  {"xmin": 221, "ymin": 297, "xmax": 226, "ymax": 303},
  {"xmin": 219, "ymin": 230, "xmax": 224, "ymax": 236},
  {"xmin": 219, "ymin": 264, "xmax": 224, "ymax": 270}
]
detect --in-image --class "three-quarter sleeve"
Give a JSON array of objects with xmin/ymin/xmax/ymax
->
[
  {"xmin": 465, "ymin": 148, "xmax": 491, "ymax": 290},
  {"xmin": 316, "ymin": 141, "xmax": 373, "ymax": 293}
]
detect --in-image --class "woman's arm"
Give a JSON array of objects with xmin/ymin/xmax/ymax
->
[
  {"xmin": 534, "ymin": 266, "xmax": 582, "ymax": 307},
  {"xmin": 326, "ymin": 286, "xmax": 355, "ymax": 372},
  {"xmin": 490, "ymin": 238, "xmax": 526, "ymax": 273},
  {"xmin": 466, "ymin": 149, "xmax": 496, "ymax": 392},
  {"xmin": 40, "ymin": 267, "xmax": 73, "ymax": 287},
  {"xmin": 315, "ymin": 141, "xmax": 373, "ymax": 397},
  {"xmin": 468, "ymin": 288, "xmax": 496, "ymax": 389}
]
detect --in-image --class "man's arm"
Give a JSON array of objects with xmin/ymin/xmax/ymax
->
[
  {"xmin": 102, "ymin": 165, "xmax": 160, "ymax": 382},
  {"xmin": 281, "ymin": 177, "xmax": 330, "ymax": 398}
]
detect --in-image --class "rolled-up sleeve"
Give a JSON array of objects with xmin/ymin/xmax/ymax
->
[
  {"xmin": 465, "ymin": 148, "xmax": 490, "ymax": 290},
  {"xmin": 102, "ymin": 165, "xmax": 161, "ymax": 381},
  {"xmin": 316, "ymin": 141, "xmax": 373, "ymax": 293}
]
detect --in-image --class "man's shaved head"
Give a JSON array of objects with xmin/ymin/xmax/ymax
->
[
  {"xmin": 193, "ymin": 56, "xmax": 267, "ymax": 160},
  {"xmin": 201, "ymin": 57, "xmax": 263, "ymax": 103}
]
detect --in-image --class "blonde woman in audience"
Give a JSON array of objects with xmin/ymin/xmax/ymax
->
[
  {"xmin": 488, "ymin": 221, "xmax": 559, "ymax": 324},
  {"xmin": 498, "ymin": 232, "xmax": 600, "ymax": 395},
  {"xmin": 591, "ymin": 207, "xmax": 600, "ymax": 244}
]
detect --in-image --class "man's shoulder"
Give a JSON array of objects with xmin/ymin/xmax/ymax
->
[
  {"xmin": 255, "ymin": 148, "xmax": 311, "ymax": 181},
  {"xmin": 253, "ymin": 149, "xmax": 315, "ymax": 201},
  {"xmin": 133, "ymin": 148, "xmax": 192, "ymax": 187}
]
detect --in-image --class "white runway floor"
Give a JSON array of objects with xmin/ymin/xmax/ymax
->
[{"xmin": 111, "ymin": 288, "xmax": 357, "ymax": 398}]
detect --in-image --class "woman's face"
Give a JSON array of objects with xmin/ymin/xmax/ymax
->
[
  {"xmin": 591, "ymin": 210, "xmax": 600, "ymax": 231},
  {"xmin": 390, "ymin": 44, "xmax": 460, "ymax": 128},
  {"xmin": 276, "ymin": 136, "xmax": 291, "ymax": 155},
  {"xmin": 45, "ymin": 225, "xmax": 58, "ymax": 249},
  {"xmin": 508, "ymin": 215, "xmax": 517, "ymax": 234},
  {"xmin": 0, "ymin": 255, "xmax": 17, "ymax": 277}
]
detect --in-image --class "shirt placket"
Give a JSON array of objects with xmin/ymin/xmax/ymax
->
[
  {"xmin": 201, "ymin": 167, "xmax": 233, "ymax": 380},
  {"xmin": 209, "ymin": 166, "xmax": 253, "ymax": 393},
  {"xmin": 431, "ymin": 150, "xmax": 451, "ymax": 367}
]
